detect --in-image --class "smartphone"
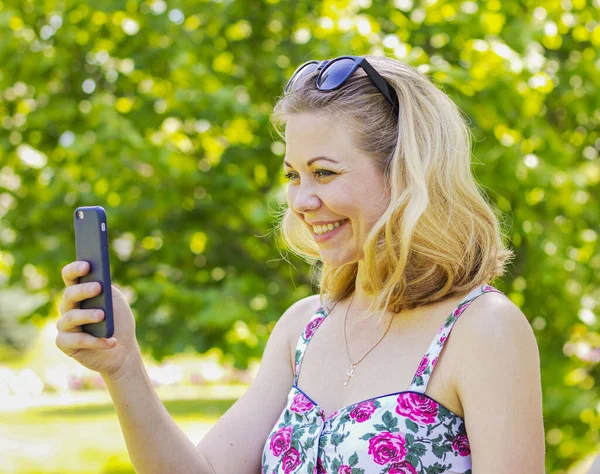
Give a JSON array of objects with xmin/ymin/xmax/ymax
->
[{"xmin": 74, "ymin": 206, "xmax": 114, "ymax": 339}]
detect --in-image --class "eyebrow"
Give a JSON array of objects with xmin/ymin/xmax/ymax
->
[{"xmin": 283, "ymin": 156, "xmax": 340, "ymax": 168}]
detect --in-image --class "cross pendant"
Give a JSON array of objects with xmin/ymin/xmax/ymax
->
[{"xmin": 344, "ymin": 364, "xmax": 356, "ymax": 386}]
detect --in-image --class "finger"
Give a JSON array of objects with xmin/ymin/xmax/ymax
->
[
  {"xmin": 56, "ymin": 308, "xmax": 104, "ymax": 333},
  {"xmin": 62, "ymin": 261, "xmax": 90, "ymax": 287},
  {"xmin": 56, "ymin": 331, "xmax": 116, "ymax": 352},
  {"xmin": 60, "ymin": 281, "xmax": 102, "ymax": 315}
]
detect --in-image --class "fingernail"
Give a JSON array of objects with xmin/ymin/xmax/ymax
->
[
  {"xmin": 88, "ymin": 283, "xmax": 97, "ymax": 292},
  {"xmin": 79, "ymin": 263, "xmax": 87, "ymax": 272}
]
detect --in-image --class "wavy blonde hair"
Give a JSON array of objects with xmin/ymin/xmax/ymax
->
[{"xmin": 270, "ymin": 55, "xmax": 515, "ymax": 323}]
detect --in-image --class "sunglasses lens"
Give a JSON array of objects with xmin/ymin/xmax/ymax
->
[
  {"xmin": 317, "ymin": 58, "xmax": 356, "ymax": 90},
  {"xmin": 285, "ymin": 62, "xmax": 319, "ymax": 93}
]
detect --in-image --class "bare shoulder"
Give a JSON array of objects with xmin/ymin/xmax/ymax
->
[
  {"xmin": 453, "ymin": 290, "xmax": 532, "ymax": 344},
  {"xmin": 196, "ymin": 294, "xmax": 326, "ymax": 474},
  {"xmin": 451, "ymin": 290, "xmax": 535, "ymax": 368},
  {"xmin": 279, "ymin": 294, "xmax": 322, "ymax": 329},
  {"xmin": 449, "ymin": 290, "xmax": 533, "ymax": 403},
  {"xmin": 450, "ymin": 291, "xmax": 545, "ymax": 468},
  {"xmin": 278, "ymin": 294, "xmax": 322, "ymax": 359}
]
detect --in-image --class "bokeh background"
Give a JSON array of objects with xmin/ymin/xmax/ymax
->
[{"xmin": 1, "ymin": 0, "xmax": 599, "ymax": 473}]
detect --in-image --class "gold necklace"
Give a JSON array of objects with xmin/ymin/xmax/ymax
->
[{"xmin": 343, "ymin": 292, "xmax": 394, "ymax": 386}]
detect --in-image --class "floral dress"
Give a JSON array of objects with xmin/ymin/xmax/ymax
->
[{"xmin": 262, "ymin": 284, "xmax": 505, "ymax": 474}]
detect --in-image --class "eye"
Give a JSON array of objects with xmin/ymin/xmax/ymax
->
[
  {"xmin": 284, "ymin": 169, "xmax": 337, "ymax": 181},
  {"xmin": 315, "ymin": 169, "xmax": 336, "ymax": 178}
]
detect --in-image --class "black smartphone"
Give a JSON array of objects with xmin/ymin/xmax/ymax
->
[{"xmin": 74, "ymin": 206, "xmax": 114, "ymax": 339}]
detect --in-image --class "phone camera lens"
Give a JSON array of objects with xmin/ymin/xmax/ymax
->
[{"xmin": 76, "ymin": 211, "xmax": 84, "ymax": 219}]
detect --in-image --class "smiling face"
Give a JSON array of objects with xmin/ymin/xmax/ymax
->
[{"xmin": 284, "ymin": 112, "xmax": 390, "ymax": 266}]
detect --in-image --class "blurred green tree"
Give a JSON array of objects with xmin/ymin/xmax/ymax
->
[{"xmin": 0, "ymin": 0, "xmax": 599, "ymax": 471}]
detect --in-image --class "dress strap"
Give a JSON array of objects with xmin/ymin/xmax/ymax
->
[
  {"xmin": 292, "ymin": 301, "xmax": 336, "ymax": 386},
  {"xmin": 408, "ymin": 284, "xmax": 506, "ymax": 393}
]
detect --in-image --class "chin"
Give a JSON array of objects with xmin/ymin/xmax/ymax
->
[
  {"xmin": 319, "ymin": 252, "xmax": 359, "ymax": 268},
  {"xmin": 321, "ymin": 260, "xmax": 344, "ymax": 268}
]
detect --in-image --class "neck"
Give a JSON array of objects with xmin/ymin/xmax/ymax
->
[
  {"xmin": 345, "ymin": 260, "xmax": 395, "ymax": 328},
  {"xmin": 349, "ymin": 260, "xmax": 473, "ymax": 328}
]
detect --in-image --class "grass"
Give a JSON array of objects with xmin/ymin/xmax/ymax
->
[
  {"xmin": 0, "ymin": 389, "xmax": 240, "ymax": 474},
  {"xmin": 0, "ymin": 315, "xmax": 252, "ymax": 473}
]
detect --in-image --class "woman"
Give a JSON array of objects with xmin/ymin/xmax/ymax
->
[{"xmin": 57, "ymin": 55, "xmax": 546, "ymax": 473}]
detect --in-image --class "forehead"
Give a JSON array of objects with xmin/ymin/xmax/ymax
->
[{"xmin": 284, "ymin": 113, "xmax": 357, "ymax": 165}]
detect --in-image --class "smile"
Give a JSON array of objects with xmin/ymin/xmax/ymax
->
[
  {"xmin": 313, "ymin": 219, "xmax": 348, "ymax": 242},
  {"xmin": 312, "ymin": 219, "xmax": 347, "ymax": 235}
]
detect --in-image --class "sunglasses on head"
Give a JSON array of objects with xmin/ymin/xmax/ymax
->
[{"xmin": 284, "ymin": 55, "xmax": 400, "ymax": 117}]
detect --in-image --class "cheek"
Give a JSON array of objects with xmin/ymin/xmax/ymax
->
[{"xmin": 286, "ymin": 188, "xmax": 296, "ymax": 207}]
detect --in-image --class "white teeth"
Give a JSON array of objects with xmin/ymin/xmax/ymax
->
[{"xmin": 313, "ymin": 220, "xmax": 346, "ymax": 235}]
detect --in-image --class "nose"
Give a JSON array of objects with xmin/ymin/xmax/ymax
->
[{"xmin": 290, "ymin": 181, "xmax": 321, "ymax": 215}]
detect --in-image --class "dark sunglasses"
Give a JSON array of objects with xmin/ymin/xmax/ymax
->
[{"xmin": 284, "ymin": 55, "xmax": 400, "ymax": 117}]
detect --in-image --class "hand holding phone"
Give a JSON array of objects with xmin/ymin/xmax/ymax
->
[{"xmin": 55, "ymin": 206, "xmax": 142, "ymax": 380}]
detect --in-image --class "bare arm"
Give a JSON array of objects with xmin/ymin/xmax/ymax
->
[
  {"xmin": 103, "ymin": 350, "xmax": 215, "ymax": 473},
  {"xmin": 454, "ymin": 293, "xmax": 546, "ymax": 472},
  {"xmin": 197, "ymin": 295, "xmax": 320, "ymax": 473},
  {"xmin": 103, "ymin": 295, "xmax": 319, "ymax": 474}
]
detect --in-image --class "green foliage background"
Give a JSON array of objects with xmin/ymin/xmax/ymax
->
[{"xmin": 0, "ymin": 0, "xmax": 599, "ymax": 471}]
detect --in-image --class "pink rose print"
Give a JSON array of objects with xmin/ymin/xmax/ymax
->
[
  {"xmin": 316, "ymin": 456, "xmax": 326, "ymax": 474},
  {"xmin": 349, "ymin": 400, "xmax": 377, "ymax": 423},
  {"xmin": 439, "ymin": 335, "xmax": 447, "ymax": 345},
  {"xmin": 304, "ymin": 316, "xmax": 325, "ymax": 339},
  {"xmin": 396, "ymin": 392, "xmax": 439, "ymax": 424},
  {"xmin": 452, "ymin": 433, "xmax": 471, "ymax": 456},
  {"xmin": 415, "ymin": 356, "xmax": 428, "ymax": 377},
  {"xmin": 269, "ymin": 426, "xmax": 292, "ymax": 456},
  {"xmin": 338, "ymin": 465, "xmax": 352, "ymax": 474},
  {"xmin": 281, "ymin": 447, "xmax": 301, "ymax": 473},
  {"xmin": 388, "ymin": 461, "xmax": 418, "ymax": 474},
  {"xmin": 367, "ymin": 431, "xmax": 407, "ymax": 465},
  {"xmin": 290, "ymin": 393, "xmax": 313, "ymax": 413},
  {"xmin": 431, "ymin": 356, "xmax": 438, "ymax": 368}
]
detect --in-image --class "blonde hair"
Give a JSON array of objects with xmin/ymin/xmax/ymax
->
[{"xmin": 270, "ymin": 55, "xmax": 515, "ymax": 323}]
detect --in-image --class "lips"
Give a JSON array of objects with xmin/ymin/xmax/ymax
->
[
  {"xmin": 312, "ymin": 219, "xmax": 348, "ymax": 242},
  {"xmin": 312, "ymin": 219, "xmax": 347, "ymax": 235}
]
